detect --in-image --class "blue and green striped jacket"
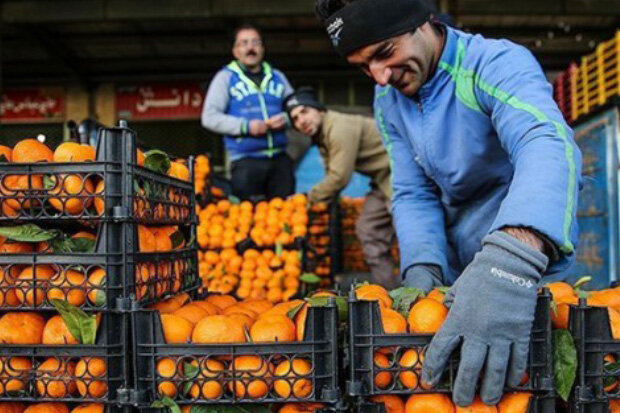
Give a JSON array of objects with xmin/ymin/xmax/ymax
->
[{"xmin": 375, "ymin": 25, "xmax": 582, "ymax": 284}]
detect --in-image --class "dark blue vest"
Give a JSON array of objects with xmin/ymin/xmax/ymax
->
[{"xmin": 224, "ymin": 61, "xmax": 289, "ymax": 160}]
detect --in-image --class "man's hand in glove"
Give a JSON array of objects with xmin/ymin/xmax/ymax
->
[
  {"xmin": 421, "ymin": 230, "xmax": 548, "ymax": 407},
  {"xmin": 402, "ymin": 264, "xmax": 443, "ymax": 294}
]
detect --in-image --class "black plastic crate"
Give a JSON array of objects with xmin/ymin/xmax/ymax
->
[
  {"xmin": 0, "ymin": 311, "xmax": 131, "ymax": 406},
  {"xmin": 357, "ymin": 392, "xmax": 555, "ymax": 413},
  {"xmin": 347, "ymin": 289, "xmax": 554, "ymax": 397},
  {"xmin": 0, "ymin": 126, "xmax": 194, "ymax": 226},
  {"xmin": 0, "ymin": 403, "xmax": 134, "ymax": 412},
  {"xmin": 132, "ymin": 302, "xmax": 340, "ymax": 407},
  {"xmin": 568, "ymin": 300, "xmax": 620, "ymax": 412}
]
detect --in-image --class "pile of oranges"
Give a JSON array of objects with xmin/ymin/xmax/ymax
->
[
  {"xmin": 249, "ymin": 194, "xmax": 310, "ymax": 247},
  {"xmin": 306, "ymin": 202, "xmax": 332, "ymax": 284},
  {"xmin": 193, "ymin": 155, "xmax": 210, "ymax": 197},
  {"xmin": 0, "ymin": 402, "xmax": 104, "ymax": 413},
  {"xmin": 198, "ymin": 247, "xmax": 303, "ymax": 302},
  {"xmin": 148, "ymin": 292, "xmax": 334, "ymax": 402}
]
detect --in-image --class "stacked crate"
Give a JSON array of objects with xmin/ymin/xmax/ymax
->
[
  {"xmin": 554, "ymin": 63, "xmax": 579, "ymax": 122},
  {"xmin": 571, "ymin": 31, "xmax": 620, "ymax": 121},
  {"xmin": 347, "ymin": 287, "xmax": 556, "ymax": 413},
  {"xmin": 0, "ymin": 125, "xmax": 198, "ymax": 413}
]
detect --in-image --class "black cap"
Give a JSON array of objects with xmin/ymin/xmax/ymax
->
[{"xmin": 283, "ymin": 87, "xmax": 326, "ymax": 115}]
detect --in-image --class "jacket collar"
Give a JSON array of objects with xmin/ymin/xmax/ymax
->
[
  {"xmin": 227, "ymin": 60, "xmax": 273, "ymax": 92},
  {"xmin": 419, "ymin": 25, "xmax": 458, "ymax": 96}
]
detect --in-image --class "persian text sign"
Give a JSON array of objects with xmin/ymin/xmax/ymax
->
[
  {"xmin": 0, "ymin": 88, "xmax": 64, "ymax": 123},
  {"xmin": 116, "ymin": 83, "xmax": 205, "ymax": 120}
]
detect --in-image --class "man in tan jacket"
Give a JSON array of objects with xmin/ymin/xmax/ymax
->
[{"xmin": 284, "ymin": 87, "xmax": 398, "ymax": 288}]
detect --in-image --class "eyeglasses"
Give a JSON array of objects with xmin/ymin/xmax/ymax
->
[{"xmin": 235, "ymin": 39, "xmax": 263, "ymax": 48}]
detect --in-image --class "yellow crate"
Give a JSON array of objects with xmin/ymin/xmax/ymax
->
[{"xmin": 572, "ymin": 30, "xmax": 620, "ymax": 120}]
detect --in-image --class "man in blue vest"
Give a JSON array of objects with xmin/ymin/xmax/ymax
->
[
  {"xmin": 201, "ymin": 24, "xmax": 295, "ymax": 200},
  {"xmin": 316, "ymin": 0, "xmax": 582, "ymax": 408}
]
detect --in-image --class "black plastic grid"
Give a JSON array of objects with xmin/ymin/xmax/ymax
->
[
  {"xmin": 347, "ymin": 290, "xmax": 554, "ymax": 397},
  {"xmin": 568, "ymin": 299, "xmax": 620, "ymax": 412},
  {"xmin": 132, "ymin": 303, "xmax": 340, "ymax": 407}
]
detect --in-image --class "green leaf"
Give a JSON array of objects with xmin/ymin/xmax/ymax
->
[
  {"xmin": 50, "ymin": 299, "xmax": 98, "ymax": 345},
  {"xmin": 170, "ymin": 231, "xmax": 185, "ymax": 250},
  {"xmin": 306, "ymin": 296, "xmax": 348, "ymax": 320},
  {"xmin": 282, "ymin": 223, "xmax": 292, "ymax": 234},
  {"xmin": 300, "ymin": 273, "xmax": 321, "ymax": 284},
  {"xmin": 189, "ymin": 407, "xmax": 211, "ymax": 413},
  {"xmin": 0, "ymin": 224, "xmax": 60, "ymax": 243},
  {"xmin": 573, "ymin": 276, "xmax": 592, "ymax": 290},
  {"xmin": 228, "ymin": 195, "xmax": 240, "ymax": 205},
  {"xmin": 48, "ymin": 237, "xmax": 75, "ymax": 254},
  {"xmin": 144, "ymin": 149, "xmax": 171, "ymax": 175},
  {"xmin": 70, "ymin": 238, "xmax": 96, "ymax": 253},
  {"xmin": 43, "ymin": 175, "xmax": 59, "ymax": 190},
  {"xmin": 286, "ymin": 303, "xmax": 305, "ymax": 320},
  {"xmin": 389, "ymin": 287, "xmax": 424, "ymax": 318},
  {"xmin": 184, "ymin": 362, "xmax": 199, "ymax": 379},
  {"xmin": 275, "ymin": 241, "xmax": 283, "ymax": 257},
  {"xmin": 553, "ymin": 329, "xmax": 577, "ymax": 401},
  {"xmin": 0, "ymin": 154, "xmax": 8, "ymax": 163},
  {"xmin": 151, "ymin": 395, "xmax": 181, "ymax": 413}
]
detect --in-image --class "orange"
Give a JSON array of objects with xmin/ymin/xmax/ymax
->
[
  {"xmin": 0, "ymin": 173, "xmax": 44, "ymax": 210},
  {"xmin": 279, "ymin": 403, "xmax": 325, "ymax": 413},
  {"xmin": 138, "ymin": 225, "xmax": 156, "ymax": 252},
  {"xmin": 24, "ymin": 404, "xmax": 69, "ymax": 413},
  {"xmin": 47, "ymin": 269, "xmax": 87, "ymax": 306},
  {"xmin": 456, "ymin": 396, "xmax": 497, "ymax": 412},
  {"xmin": 156, "ymin": 357, "xmax": 179, "ymax": 397},
  {"xmin": 380, "ymin": 307, "xmax": 408, "ymax": 334},
  {"xmin": 191, "ymin": 300, "xmax": 220, "ymax": 315},
  {"xmin": 137, "ymin": 149, "xmax": 145, "ymax": 166},
  {"xmin": 250, "ymin": 314, "xmax": 296, "ymax": 342},
  {"xmin": 161, "ymin": 314, "xmax": 193, "ymax": 344},
  {"xmin": 273, "ymin": 358, "xmax": 313, "ymax": 398},
  {"xmin": 94, "ymin": 180, "xmax": 105, "ymax": 216},
  {"xmin": 152, "ymin": 228, "xmax": 173, "ymax": 252},
  {"xmin": 168, "ymin": 162, "xmax": 190, "ymax": 181},
  {"xmin": 373, "ymin": 352, "xmax": 393, "ymax": 389},
  {"xmin": 260, "ymin": 300, "xmax": 305, "ymax": 319},
  {"xmin": 48, "ymin": 174, "xmax": 95, "ymax": 215},
  {"xmin": 408, "ymin": 298, "xmax": 448, "ymax": 334},
  {"xmin": 0, "ymin": 357, "xmax": 32, "ymax": 394},
  {"xmin": 545, "ymin": 282, "xmax": 576, "ymax": 302},
  {"xmin": 36, "ymin": 357, "xmax": 77, "ymax": 398},
  {"xmin": 70, "ymin": 404, "xmax": 104, "ymax": 413},
  {"xmin": 42, "ymin": 315, "xmax": 79, "ymax": 345},
  {"xmin": 87, "ymin": 269, "xmax": 106, "ymax": 307},
  {"xmin": 149, "ymin": 297, "xmax": 184, "ymax": 314},
  {"xmin": 399, "ymin": 349, "xmax": 420, "ymax": 389},
  {"xmin": 172, "ymin": 304, "xmax": 210, "ymax": 325},
  {"xmin": 192, "ymin": 315, "xmax": 246, "ymax": 343},
  {"xmin": 295, "ymin": 304, "xmax": 309, "ymax": 341},
  {"xmin": 427, "ymin": 288, "xmax": 445, "ymax": 303},
  {"xmin": 0, "ymin": 312, "xmax": 46, "ymax": 344},
  {"xmin": 53, "ymin": 142, "xmax": 95, "ymax": 162},
  {"xmin": 0, "ymin": 242, "xmax": 34, "ymax": 254},
  {"xmin": 15, "ymin": 265, "xmax": 57, "ymax": 306},
  {"xmin": 551, "ymin": 301, "xmax": 572, "ymax": 329},
  {"xmin": 588, "ymin": 289, "xmax": 620, "ymax": 311},
  {"xmin": 75, "ymin": 357, "xmax": 107, "ymax": 397},
  {"xmin": 0, "ymin": 402, "xmax": 26, "ymax": 413},
  {"xmin": 12, "ymin": 139, "xmax": 53, "ymax": 163},
  {"xmin": 188, "ymin": 358, "xmax": 225, "ymax": 400},
  {"xmin": 228, "ymin": 355, "xmax": 273, "ymax": 399},
  {"xmin": 608, "ymin": 307, "xmax": 620, "ymax": 339},
  {"xmin": 0, "ymin": 145, "xmax": 12, "ymax": 162},
  {"xmin": 405, "ymin": 393, "xmax": 455, "ymax": 413},
  {"xmin": 356, "ymin": 284, "xmax": 393, "ymax": 308},
  {"xmin": 610, "ymin": 399, "xmax": 620, "ymax": 413},
  {"xmin": 243, "ymin": 299, "xmax": 274, "ymax": 314},
  {"xmin": 370, "ymin": 395, "xmax": 406, "ymax": 413},
  {"xmin": 497, "ymin": 392, "xmax": 532, "ymax": 413},
  {"xmin": 222, "ymin": 304, "xmax": 258, "ymax": 320}
]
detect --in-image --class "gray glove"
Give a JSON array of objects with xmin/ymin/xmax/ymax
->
[
  {"xmin": 402, "ymin": 264, "xmax": 443, "ymax": 293},
  {"xmin": 421, "ymin": 231, "xmax": 548, "ymax": 407}
]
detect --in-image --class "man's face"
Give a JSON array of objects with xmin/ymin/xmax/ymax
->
[
  {"xmin": 346, "ymin": 23, "xmax": 437, "ymax": 96},
  {"xmin": 290, "ymin": 106, "xmax": 323, "ymax": 137},
  {"xmin": 233, "ymin": 29, "xmax": 265, "ymax": 68}
]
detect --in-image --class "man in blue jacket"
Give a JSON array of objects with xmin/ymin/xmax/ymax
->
[
  {"xmin": 202, "ymin": 24, "xmax": 295, "ymax": 200},
  {"xmin": 316, "ymin": 0, "xmax": 582, "ymax": 407}
]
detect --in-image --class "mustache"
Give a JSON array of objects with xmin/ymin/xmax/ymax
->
[{"xmin": 246, "ymin": 50, "xmax": 258, "ymax": 57}]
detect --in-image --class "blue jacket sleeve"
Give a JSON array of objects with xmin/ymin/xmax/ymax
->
[
  {"xmin": 374, "ymin": 89, "xmax": 450, "ymax": 278},
  {"xmin": 473, "ymin": 42, "xmax": 582, "ymax": 272}
]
